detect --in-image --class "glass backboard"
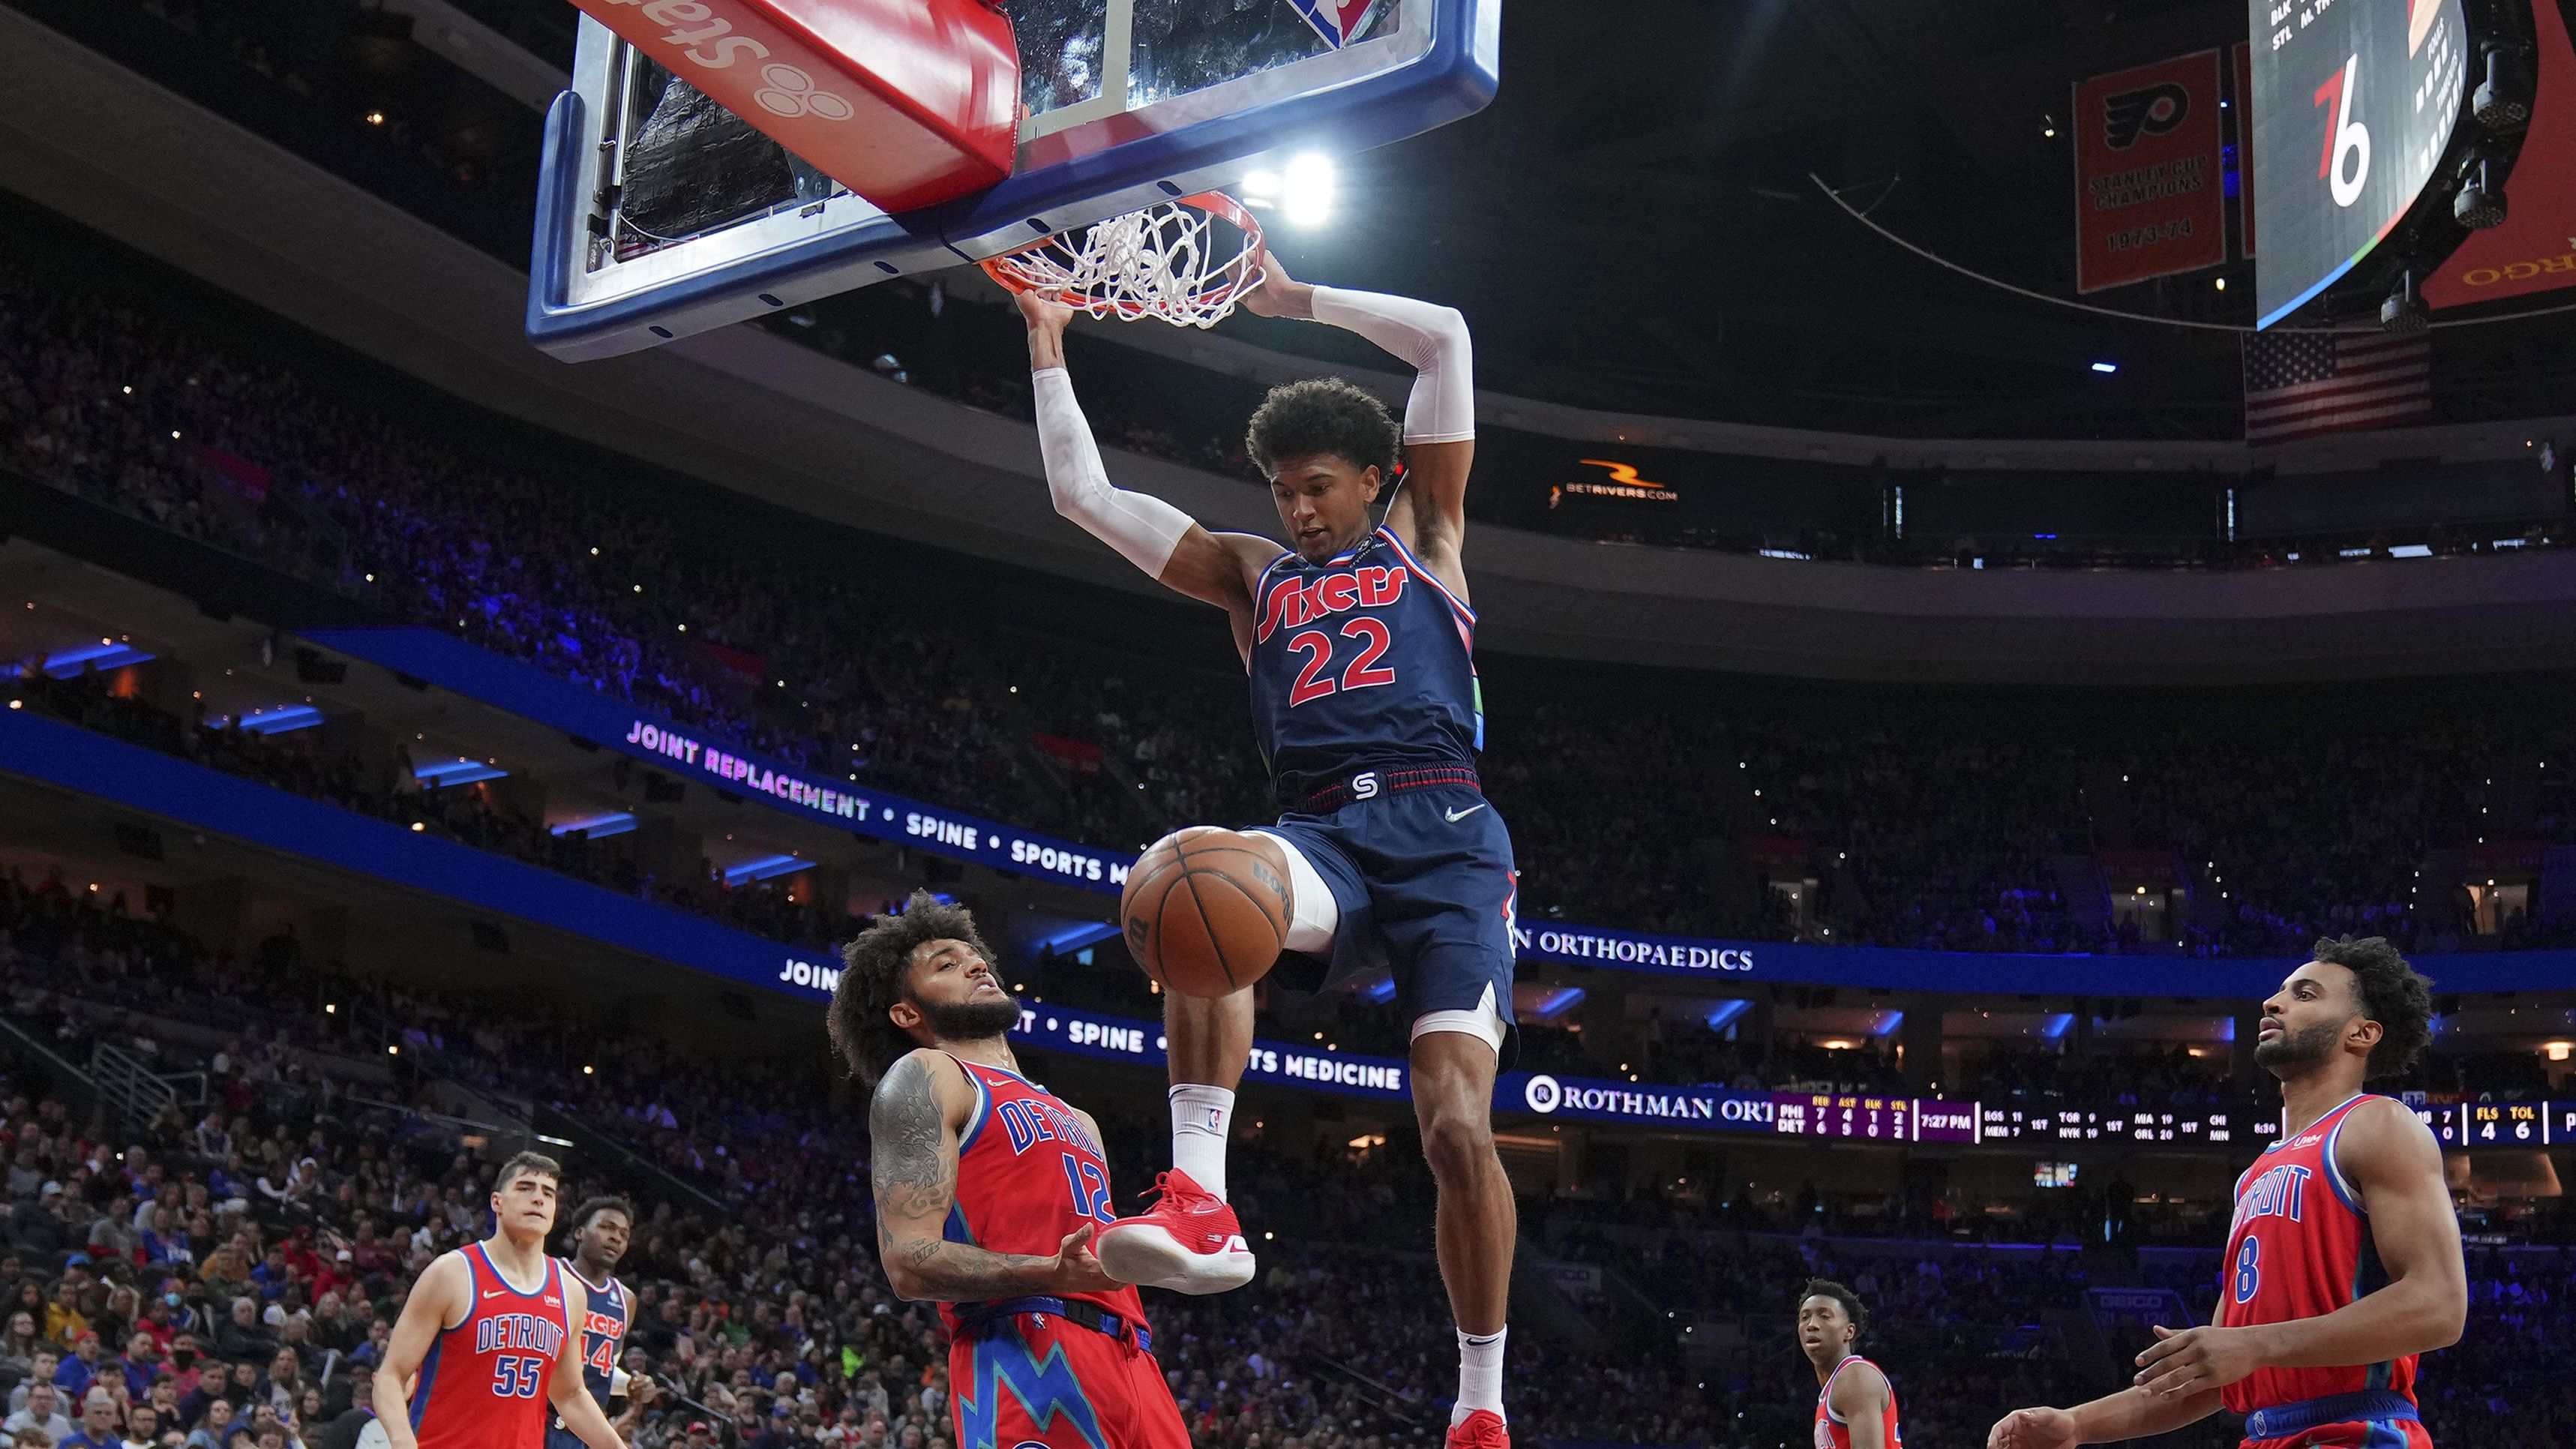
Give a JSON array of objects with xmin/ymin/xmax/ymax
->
[{"xmin": 527, "ymin": 0, "xmax": 1499, "ymax": 361}]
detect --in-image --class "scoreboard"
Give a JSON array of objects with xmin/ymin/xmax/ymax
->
[
  {"xmin": 1977, "ymin": 1105, "xmax": 2275, "ymax": 1147},
  {"xmin": 2412, "ymin": 1101, "xmax": 2572, "ymax": 1147},
  {"xmin": 1768, "ymin": 1094, "xmax": 1981, "ymax": 1143},
  {"xmin": 2247, "ymin": 0, "xmax": 2470, "ymax": 326}
]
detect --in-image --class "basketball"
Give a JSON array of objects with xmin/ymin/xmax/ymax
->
[{"xmin": 1120, "ymin": 827, "xmax": 1290, "ymax": 997}]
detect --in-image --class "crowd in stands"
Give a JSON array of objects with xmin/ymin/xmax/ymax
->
[
  {"xmin": 11, "ymin": 260, "xmax": 2576, "ymax": 968},
  {"xmin": 5, "ymin": 756, "xmax": 2576, "ymax": 1447}
]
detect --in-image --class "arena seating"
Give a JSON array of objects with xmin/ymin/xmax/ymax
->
[
  {"xmin": 3, "ymin": 876, "xmax": 2572, "ymax": 1449},
  {"xmin": 9, "ymin": 262, "xmax": 2575, "ymax": 969}
]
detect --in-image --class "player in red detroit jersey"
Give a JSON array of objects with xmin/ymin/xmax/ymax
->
[
  {"xmin": 1799, "ymin": 1279, "xmax": 1900, "ymax": 1449},
  {"xmin": 376, "ymin": 1152, "xmax": 626, "ymax": 1449},
  {"xmin": 831, "ymin": 892, "xmax": 1190, "ymax": 1449},
  {"xmin": 1989, "ymin": 935, "xmax": 2464, "ymax": 1449},
  {"xmin": 1018, "ymin": 249, "xmax": 1516, "ymax": 1449}
]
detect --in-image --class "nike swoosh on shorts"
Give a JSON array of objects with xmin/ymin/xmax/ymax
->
[{"xmin": 1444, "ymin": 804, "xmax": 1489, "ymax": 823}]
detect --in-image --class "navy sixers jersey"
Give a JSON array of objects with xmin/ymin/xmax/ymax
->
[
  {"xmin": 561, "ymin": 1262, "xmax": 628, "ymax": 1410},
  {"xmin": 1248, "ymin": 526, "xmax": 1481, "ymax": 801}
]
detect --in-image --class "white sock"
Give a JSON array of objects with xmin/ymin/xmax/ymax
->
[
  {"xmin": 1168, "ymin": 1084, "xmax": 1234, "ymax": 1200},
  {"xmin": 1453, "ymin": 1327, "xmax": 1506, "ymax": 1423}
]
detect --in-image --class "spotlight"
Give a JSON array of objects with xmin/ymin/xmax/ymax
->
[
  {"xmin": 1281, "ymin": 152, "xmax": 1335, "ymax": 228},
  {"xmin": 2089, "ymin": 361, "xmax": 2119, "ymax": 374},
  {"xmin": 2473, "ymin": 47, "xmax": 2531, "ymax": 134},
  {"xmin": 2380, "ymin": 268, "xmax": 2428, "ymax": 334},
  {"xmin": 2453, "ymin": 151, "xmax": 2507, "ymax": 229}
]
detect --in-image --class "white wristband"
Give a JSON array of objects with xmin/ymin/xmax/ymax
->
[
  {"xmin": 1309, "ymin": 285, "xmax": 1474, "ymax": 444},
  {"xmin": 1031, "ymin": 368, "xmax": 1196, "ymax": 577}
]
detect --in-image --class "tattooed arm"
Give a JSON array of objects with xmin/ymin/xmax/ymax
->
[{"xmin": 868, "ymin": 1050, "xmax": 1121, "ymax": 1302}]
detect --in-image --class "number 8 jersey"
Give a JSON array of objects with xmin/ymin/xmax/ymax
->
[
  {"xmin": 2217, "ymin": 1094, "xmax": 2418, "ymax": 1420},
  {"xmin": 935, "ymin": 1056, "xmax": 1147, "ymax": 1336},
  {"xmin": 412, "ymin": 1243, "xmax": 574, "ymax": 1449},
  {"xmin": 1248, "ymin": 528, "xmax": 1483, "ymax": 805}
]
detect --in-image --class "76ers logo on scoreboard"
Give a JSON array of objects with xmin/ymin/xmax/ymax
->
[{"xmin": 1285, "ymin": 0, "xmax": 1387, "ymax": 48}]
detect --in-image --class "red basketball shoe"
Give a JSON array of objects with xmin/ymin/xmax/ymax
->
[
  {"xmin": 1094, "ymin": 1169, "xmax": 1254, "ymax": 1294},
  {"xmin": 1445, "ymin": 1410, "xmax": 1510, "ymax": 1449}
]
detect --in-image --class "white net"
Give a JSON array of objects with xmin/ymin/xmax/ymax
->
[{"xmin": 982, "ymin": 194, "xmax": 1265, "ymax": 328}]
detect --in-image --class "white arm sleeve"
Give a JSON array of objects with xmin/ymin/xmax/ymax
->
[
  {"xmin": 1309, "ymin": 285, "xmax": 1474, "ymax": 444},
  {"xmin": 1030, "ymin": 367, "xmax": 1196, "ymax": 577}
]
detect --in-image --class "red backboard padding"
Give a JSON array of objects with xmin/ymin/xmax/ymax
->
[{"xmin": 574, "ymin": 0, "xmax": 1020, "ymax": 214}]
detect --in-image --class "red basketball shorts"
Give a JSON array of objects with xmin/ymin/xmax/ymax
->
[{"xmin": 946, "ymin": 1314, "xmax": 1189, "ymax": 1449}]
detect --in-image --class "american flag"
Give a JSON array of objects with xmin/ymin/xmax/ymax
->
[{"xmin": 2241, "ymin": 330, "xmax": 2432, "ymax": 445}]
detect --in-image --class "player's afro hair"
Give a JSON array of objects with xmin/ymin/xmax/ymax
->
[
  {"xmin": 830, "ymin": 891, "xmax": 998, "ymax": 1087},
  {"xmin": 1798, "ymin": 1278, "xmax": 1867, "ymax": 1342},
  {"xmin": 2311, "ymin": 934, "xmax": 2436, "ymax": 1078},
  {"xmin": 1246, "ymin": 376, "xmax": 1400, "ymax": 483}
]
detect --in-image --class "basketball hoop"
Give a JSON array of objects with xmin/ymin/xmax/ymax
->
[{"xmin": 980, "ymin": 193, "xmax": 1266, "ymax": 328}]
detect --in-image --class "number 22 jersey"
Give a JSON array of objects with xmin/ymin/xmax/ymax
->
[{"xmin": 1247, "ymin": 526, "xmax": 1482, "ymax": 803}]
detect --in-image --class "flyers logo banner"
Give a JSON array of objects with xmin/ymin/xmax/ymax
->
[{"xmin": 2074, "ymin": 50, "xmax": 2226, "ymax": 292}]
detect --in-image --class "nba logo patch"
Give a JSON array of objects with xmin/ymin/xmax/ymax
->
[{"xmin": 1284, "ymin": 0, "xmax": 1385, "ymax": 48}]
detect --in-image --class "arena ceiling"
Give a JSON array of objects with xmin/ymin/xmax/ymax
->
[{"xmin": 27, "ymin": 0, "xmax": 2576, "ymax": 440}]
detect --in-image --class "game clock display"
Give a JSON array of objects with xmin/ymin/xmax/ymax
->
[{"xmin": 1768, "ymin": 1094, "xmax": 1983, "ymax": 1143}]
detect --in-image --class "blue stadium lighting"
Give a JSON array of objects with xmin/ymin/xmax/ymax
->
[
  {"xmin": 2040, "ymin": 1012, "xmax": 2077, "ymax": 1042},
  {"xmin": 237, "ymin": 704, "xmax": 323, "ymax": 736},
  {"xmin": 1703, "ymin": 999, "xmax": 1753, "ymax": 1033},
  {"xmin": 2089, "ymin": 361, "xmax": 2119, "ymax": 374},
  {"xmin": 413, "ymin": 758, "xmax": 508, "ymax": 788},
  {"xmin": 1527, "ymin": 987, "xmax": 1585, "ymax": 1022},
  {"xmin": 1870, "ymin": 1010, "xmax": 1905, "ymax": 1038},
  {"xmin": 42, "ymin": 642, "xmax": 154, "ymax": 678},
  {"xmin": 1037, "ymin": 921, "xmax": 1122, "ymax": 956},
  {"xmin": 723, "ymin": 854, "xmax": 813, "ymax": 886},
  {"xmin": 2219, "ymin": 1017, "xmax": 2237, "ymax": 1043},
  {"xmin": 549, "ymin": 812, "xmax": 637, "ymax": 839}
]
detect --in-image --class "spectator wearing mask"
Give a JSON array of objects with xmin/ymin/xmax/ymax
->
[{"xmin": 4, "ymin": 1382, "xmax": 73, "ymax": 1445}]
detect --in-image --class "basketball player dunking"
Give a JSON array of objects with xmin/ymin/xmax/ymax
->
[
  {"xmin": 377, "ymin": 1153, "xmax": 626, "ymax": 1449},
  {"xmin": 1799, "ymin": 1280, "xmax": 1901, "ymax": 1449},
  {"xmin": 547, "ymin": 1197, "xmax": 653, "ymax": 1449},
  {"xmin": 1989, "ymin": 935, "xmax": 2465, "ymax": 1449},
  {"xmin": 833, "ymin": 892, "xmax": 1191, "ymax": 1449},
  {"xmin": 1016, "ymin": 254, "xmax": 1517, "ymax": 1449}
]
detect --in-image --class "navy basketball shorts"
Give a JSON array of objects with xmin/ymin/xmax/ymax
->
[{"xmin": 1252, "ymin": 782, "xmax": 1519, "ymax": 1057}]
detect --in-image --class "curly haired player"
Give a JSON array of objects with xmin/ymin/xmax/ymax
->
[
  {"xmin": 1989, "ymin": 935, "xmax": 2464, "ymax": 1449},
  {"xmin": 833, "ymin": 892, "xmax": 1189, "ymax": 1449}
]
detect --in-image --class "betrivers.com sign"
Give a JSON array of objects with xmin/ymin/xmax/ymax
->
[{"xmin": 1515, "ymin": 926, "xmax": 1756, "ymax": 973}]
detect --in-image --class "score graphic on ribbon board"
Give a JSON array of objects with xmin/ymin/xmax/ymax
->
[{"xmin": 2249, "ymin": 0, "xmax": 2471, "ymax": 327}]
